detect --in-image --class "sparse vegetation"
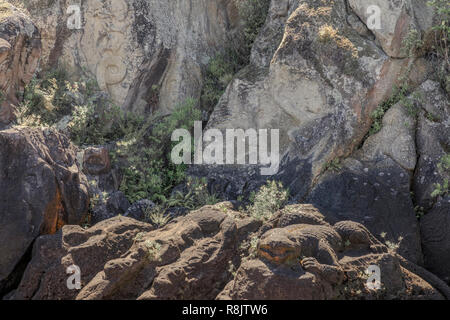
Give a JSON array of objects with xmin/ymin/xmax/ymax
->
[
  {"xmin": 144, "ymin": 240, "xmax": 162, "ymax": 262},
  {"xmin": 201, "ymin": 51, "xmax": 244, "ymax": 114},
  {"xmin": 427, "ymin": 0, "xmax": 450, "ymax": 94},
  {"xmin": 323, "ymin": 158, "xmax": 342, "ymax": 173},
  {"xmin": 233, "ymin": 0, "xmax": 271, "ymax": 62},
  {"xmin": 368, "ymin": 79, "xmax": 414, "ymax": 136},
  {"xmin": 431, "ymin": 154, "xmax": 450, "ymax": 198},
  {"xmin": 16, "ymin": 68, "xmax": 144, "ymax": 146},
  {"xmin": 144, "ymin": 204, "xmax": 172, "ymax": 228},
  {"xmin": 380, "ymin": 232, "xmax": 403, "ymax": 253},
  {"xmin": 402, "ymin": 28, "xmax": 424, "ymax": 58},
  {"xmin": 116, "ymin": 98, "xmax": 202, "ymax": 204},
  {"xmin": 431, "ymin": 179, "xmax": 449, "ymax": 198},
  {"xmin": 166, "ymin": 177, "xmax": 220, "ymax": 210},
  {"xmin": 247, "ymin": 180, "xmax": 289, "ymax": 221}
]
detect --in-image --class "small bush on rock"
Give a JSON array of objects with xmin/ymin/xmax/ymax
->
[{"xmin": 248, "ymin": 180, "xmax": 289, "ymax": 221}]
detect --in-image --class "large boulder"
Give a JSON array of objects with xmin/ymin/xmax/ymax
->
[
  {"xmin": 21, "ymin": 0, "xmax": 240, "ymax": 114},
  {"xmin": 200, "ymin": 0, "xmax": 429, "ymax": 197},
  {"xmin": 0, "ymin": 1, "xmax": 41, "ymax": 128},
  {"xmin": 218, "ymin": 205, "xmax": 448, "ymax": 300},
  {"xmin": 307, "ymin": 100, "xmax": 422, "ymax": 263},
  {"xmin": 0, "ymin": 127, "xmax": 89, "ymax": 294},
  {"xmin": 8, "ymin": 205, "xmax": 239, "ymax": 300}
]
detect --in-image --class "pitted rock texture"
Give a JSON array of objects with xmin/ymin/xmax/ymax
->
[
  {"xmin": 7, "ymin": 204, "xmax": 449, "ymax": 300},
  {"xmin": 219, "ymin": 204, "xmax": 447, "ymax": 300},
  {"xmin": 0, "ymin": 127, "xmax": 89, "ymax": 292},
  {"xmin": 0, "ymin": 1, "xmax": 41, "ymax": 128}
]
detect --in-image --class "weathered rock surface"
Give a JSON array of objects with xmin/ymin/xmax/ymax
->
[
  {"xmin": 82, "ymin": 146, "xmax": 111, "ymax": 175},
  {"xmin": 22, "ymin": 0, "xmax": 240, "ymax": 114},
  {"xmin": 218, "ymin": 204, "xmax": 448, "ymax": 300},
  {"xmin": 348, "ymin": 0, "xmax": 435, "ymax": 58},
  {"xmin": 307, "ymin": 99, "xmax": 422, "ymax": 263},
  {"xmin": 0, "ymin": 127, "xmax": 89, "ymax": 293},
  {"xmin": 0, "ymin": 1, "xmax": 41, "ymax": 128},
  {"xmin": 201, "ymin": 0, "xmax": 429, "ymax": 196},
  {"xmin": 192, "ymin": 0, "xmax": 434, "ymax": 266},
  {"xmin": 7, "ymin": 204, "xmax": 448, "ymax": 300},
  {"xmin": 412, "ymin": 80, "xmax": 450, "ymax": 283}
]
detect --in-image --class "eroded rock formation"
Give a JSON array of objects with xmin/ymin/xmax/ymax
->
[
  {"xmin": 0, "ymin": 1, "xmax": 41, "ymax": 128},
  {"xmin": 21, "ymin": 0, "xmax": 240, "ymax": 114},
  {"xmin": 6, "ymin": 204, "xmax": 449, "ymax": 300},
  {"xmin": 0, "ymin": 127, "xmax": 89, "ymax": 294}
]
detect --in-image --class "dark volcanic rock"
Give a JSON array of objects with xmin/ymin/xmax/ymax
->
[
  {"xmin": 8, "ymin": 205, "xmax": 446, "ymax": 300},
  {"xmin": 0, "ymin": 127, "xmax": 89, "ymax": 292}
]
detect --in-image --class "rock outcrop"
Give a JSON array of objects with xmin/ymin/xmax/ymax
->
[
  {"xmin": 348, "ymin": 0, "xmax": 435, "ymax": 58},
  {"xmin": 7, "ymin": 204, "xmax": 449, "ymax": 300},
  {"xmin": 0, "ymin": 1, "xmax": 41, "ymax": 128},
  {"xmin": 21, "ymin": 0, "xmax": 240, "ymax": 114},
  {"xmin": 192, "ymin": 0, "xmax": 436, "ymax": 264},
  {"xmin": 0, "ymin": 127, "xmax": 89, "ymax": 294}
]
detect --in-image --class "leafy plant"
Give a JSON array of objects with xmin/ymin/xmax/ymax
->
[
  {"xmin": 118, "ymin": 98, "xmax": 202, "ymax": 204},
  {"xmin": 247, "ymin": 180, "xmax": 289, "ymax": 221},
  {"xmin": 369, "ymin": 83, "xmax": 410, "ymax": 136},
  {"xmin": 402, "ymin": 28, "xmax": 424, "ymax": 57},
  {"xmin": 431, "ymin": 154, "xmax": 450, "ymax": 198},
  {"xmin": 427, "ymin": 0, "xmax": 450, "ymax": 93},
  {"xmin": 144, "ymin": 240, "xmax": 162, "ymax": 262},
  {"xmin": 431, "ymin": 179, "xmax": 449, "ymax": 198},
  {"xmin": 144, "ymin": 205, "xmax": 172, "ymax": 228},
  {"xmin": 233, "ymin": 0, "xmax": 271, "ymax": 62},
  {"xmin": 167, "ymin": 177, "xmax": 220, "ymax": 210},
  {"xmin": 323, "ymin": 158, "xmax": 342, "ymax": 173}
]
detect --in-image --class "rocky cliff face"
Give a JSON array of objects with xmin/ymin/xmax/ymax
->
[
  {"xmin": 0, "ymin": 1, "xmax": 41, "ymax": 128},
  {"xmin": 0, "ymin": 127, "xmax": 89, "ymax": 295},
  {"xmin": 22, "ymin": 0, "xmax": 240, "ymax": 114},
  {"xmin": 0, "ymin": 0, "xmax": 449, "ymax": 300}
]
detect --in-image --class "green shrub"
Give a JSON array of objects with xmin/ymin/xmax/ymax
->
[
  {"xmin": 402, "ymin": 28, "xmax": 424, "ymax": 57},
  {"xmin": 369, "ymin": 83, "xmax": 410, "ymax": 136},
  {"xmin": 16, "ymin": 67, "xmax": 143, "ymax": 145},
  {"xmin": 201, "ymin": 50, "xmax": 245, "ymax": 114},
  {"xmin": 144, "ymin": 204, "xmax": 172, "ymax": 228},
  {"xmin": 427, "ymin": 0, "xmax": 450, "ymax": 93},
  {"xmin": 247, "ymin": 180, "xmax": 289, "ymax": 221},
  {"xmin": 68, "ymin": 99, "xmax": 144, "ymax": 146},
  {"xmin": 431, "ymin": 153, "xmax": 450, "ymax": 198},
  {"xmin": 234, "ymin": 0, "xmax": 271, "ymax": 60},
  {"xmin": 431, "ymin": 179, "xmax": 449, "ymax": 198},
  {"xmin": 118, "ymin": 98, "xmax": 202, "ymax": 204},
  {"xmin": 166, "ymin": 177, "xmax": 220, "ymax": 210}
]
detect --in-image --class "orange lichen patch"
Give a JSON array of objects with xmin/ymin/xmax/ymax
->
[
  {"xmin": 299, "ymin": 3, "xmax": 333, "ymax": 18},
  {"xmin": 41, "ymin": 187, "xmax": 66, "ymax": 235},
  {"xmin": 318, "ymin": 24, "xmax": 359, "ymax": 58},
  {"xmin": 258, "ymin": 245, "xmax": 297, "ymax": 264},
  {"xmin": 0, "ymin": 1, "xmax": 13, "ymax": 22}
]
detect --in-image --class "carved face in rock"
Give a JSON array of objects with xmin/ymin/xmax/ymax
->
[{"xmin": 80, "ymin": 0, "xmax": 138, "ymax": 106}]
